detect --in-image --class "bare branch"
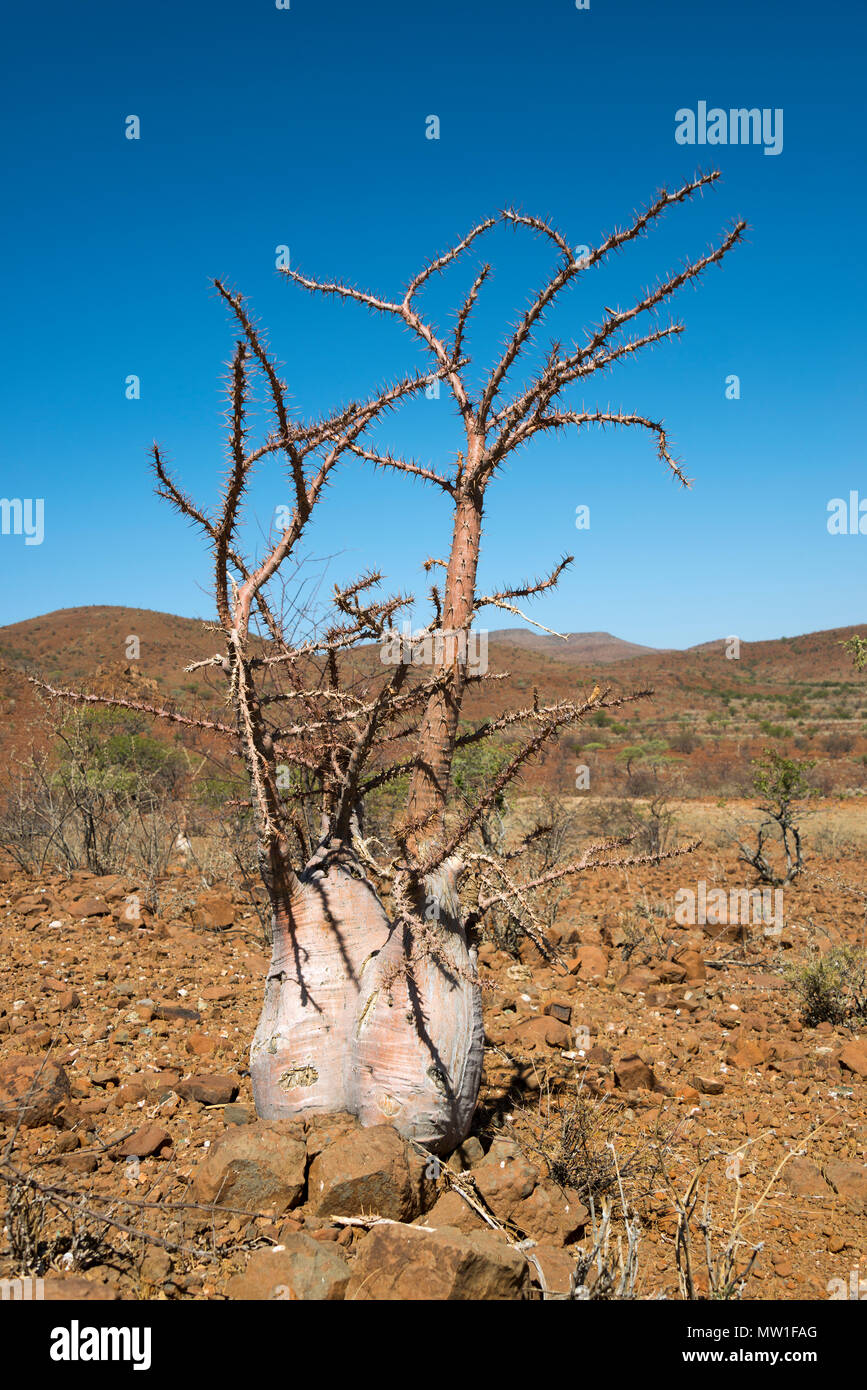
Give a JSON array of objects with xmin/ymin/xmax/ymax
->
[
  {"xmin": 418, "ymin": 689, "xmax": 646, "ymax": 876},
  {"xmin": 454, "ymin": 687, "xmax": 649, "ymax": 751},
  {"xmin": 534, "ymin": 409, "xmax": 690, "ymax": 486},
  {"xmin": 342, "ymin": 441, "xmax": 455, "ymax": 493},
  {"xmin": 475, "ymin": 838, "xmax": 701, "ymax": 913},
  {"xmin": 280, "ymin": 266, "xmax": 401, "ymax": 316},
  {"xmin": 215, "ymin": 340, "xmax": 250, "ymax": 626},
  {"xmin": 13, "ymin": 672, "xmax": 239, "ymax": 740},
  {"xmin": 474, "ymin": 556, "xmax": 574, "ymax": 630},
  {"xmin": 453, "ymin": 263, "xmax": 492, "ymax": 363},
  {"xmin": 489, "ymin": 321, "xmax": 685, "ymax": 448},
  {"xmin": 214, "ymin": 279, "xmax": 307, "ymax": 517},
  {"xmin": 477, "ymin": 170, "xmax": 735, "ymax": 438},
  {"xmin": 403, "ymin": 218, "xmax": 497, "ymax": 305}
]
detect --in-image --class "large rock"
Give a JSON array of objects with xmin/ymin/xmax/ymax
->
[
  {"xmin": 0, "ymin": 1054, "xmax": 70, "ymax": 1128},
  {"xmin": 153, "ymin": 1003, "xmax": 201, "ymax": 1024},
  {"xmin": 614, "ymin": 1054, "xmax": 660, "ymax": 1092},
  {"xmin": 174, "ymin": 1074, "xmax": 239, "ymax": 1106},
  {"xmin": 692, "ymin": 1074, "xmax": 725, "ymax": 1095},
  {"xmin": 446, "ymin": 1135, "xmax": 485, "ymax": 1171},
  {"xmin": 780, "ymin": 1157, "xmax": 825, "ymax": 1198},
  {"xmin": 527, "ymin": 1244, "xmax": 579, "ymax": 1297},
  {"xmin": 307, "ymin": 1124, "xmax": 430, "ymax": 1221},
  {"xmin": 616, "ymin": 966, "xmax": 659, "ymax": 995},
  {"xmin": 67, "ymin": 896, "xmax": 111, "ymax": 919},
  {"xmin": 567, "ymin": 945, "xmax": 610, "ymax": 981},
  {"xmin": 194, "ymin": 894, "xmax": 236, "ymax": 930},
  {"xmin": 472, "ymin": 1139, "xmax": 538, "ymax": 1219},
  {"xmin": 116, "ymin": 1124, "xmax": 172, "ymax": 1158},
  {"xmin": 115, "ymin": 897, "xmax": 149, "ymax": 928},
  {"xmin": 193, "ymin": 1120, "xmax": 307, "ymax": 1213},
  {"xmin": 726, "ymin": 1037, "xmax": 772, "ymax": 1069},
  {"xmin": 42, "ymin": 1276, "xmax": 121, "ymax": 1301},
  {"xmin": 517, "ymin": 1016, "xmax": 573, "ymax": 1051},
  {"xmin": 422, "ymin": 1189, "xmax": 485, "ymax": 1234},
  {"xmin": 226, "ymin": 1237, "xmax": 350, "ymax": 1300},
  {"xmin": 674, "ymin": 949, "xmax": 706, "ymax": 983},
  {"xmin": 543, "ymin": 996, "xmax": 573, "ymax": 1025},
  {"xmin": 303, "ymin": 1111, "xmax": 361, "ymax": 1161},
  {"xmin": 652, "ymin": 960, "xmax": 688, "ymax": 985},
  {"xmin": 346, "ymin": 1222, "xmax": 531, "ymax": 1300},
  {"xmin": 513, "ymin": 1180, "xmax": 588, "ymax": 1246},
  {"xmin": 824, "ymin": 1161, "xmax": 867, "ymax": 1207},
  {"xmin": 838, "ymin": 1039, "xmax": 867, "ymax": 1078}
]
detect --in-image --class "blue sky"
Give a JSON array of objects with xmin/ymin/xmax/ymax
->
[{"xmin": 1, "ymin": 0, "xmax": 864, "ymax": 648}]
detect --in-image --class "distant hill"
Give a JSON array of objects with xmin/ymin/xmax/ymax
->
[
  {"xmin": 491, "ymin": 629, "xmax": 662, "ymax": 664},
  {"xmin": 0, "ymin": 607, "xmax": 864, "ymax": 788},
  {"xmin": 0, "ymin": 607, "xmax": 219, "ymax": 687}
]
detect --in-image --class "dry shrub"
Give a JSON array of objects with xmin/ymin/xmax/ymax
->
[
  {"xmin": 786, "ymin": 945, "xmax": 867, "ymax": 1027},
  {"xmin": 516, "ymin": 1080, "xmax": 671, "ymax": 1207}
]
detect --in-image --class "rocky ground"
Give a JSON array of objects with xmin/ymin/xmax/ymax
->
[{"xmin": 0, "ymin": 839, "xmax": 865, "ymax": 1301}]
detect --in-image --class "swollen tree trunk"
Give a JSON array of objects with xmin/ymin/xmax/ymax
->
[
  {"xmin": 250, "ymin": 844, "xmax": 483, "ymax": 1153},
  {"xmin": 355, "ymin": 862, "xmax": 483, "ymax": 1148}
]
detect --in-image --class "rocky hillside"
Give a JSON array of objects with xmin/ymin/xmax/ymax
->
[
  {"xmin": 1, "ymin": 839, "xmax": 865, "ymax": 1300},
  {"xmin": 1, "ymin": 608, "xmax": 865, "ymax": 798}
]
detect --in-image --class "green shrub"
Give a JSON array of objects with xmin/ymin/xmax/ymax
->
[
  {"xmin": 786, "ymin": 946, "xmax": 867, "ymax": 1027},
  {"xmin": 758, "ymin": 719, "xmax": 792, "ymax": 739}
]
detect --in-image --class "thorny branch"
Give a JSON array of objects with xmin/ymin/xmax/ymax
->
[{"xmin": 11, "ymin": 171, "xmax": 743, "ymax": 956}]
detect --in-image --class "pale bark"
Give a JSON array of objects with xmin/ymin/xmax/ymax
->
[{"xmin": 251, "ymin": 851, "xmax": 483, "ymax": 1151}]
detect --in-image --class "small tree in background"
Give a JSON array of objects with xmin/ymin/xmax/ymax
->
[
  {"xmin": 17, "ymin": 172, "xmax": 742, "ymax": 1151},
  {"xmin": 737, "ymin": 749, "xmax": 816, "ymax": 887},
  {"xmin": 841, "ymin": 634, "xmax": 867, "ymax": 671}
]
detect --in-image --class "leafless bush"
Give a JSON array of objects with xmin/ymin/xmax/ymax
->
[
  {"xmin": 670, "ymin": 727, "xmax": 700, "ymax": 755},
  {"xmin": 810, "ymin": 823, "xmax": 859, "ymax": 859},
  {"xmin": 181, "ymin": 808, "xmax": 272, "ymax": 940},
  {"xmin": 663, "ymin": 1144, "xmax": 799, "ymax": 1300},
  {"xmin": 1, "ymin": 1170, "xmax": 116, "ymax": 1278},
  {"xmin": 0, "ymin": 702, "xmax": 184, "ymax": 881},
  {"xmin": 569, "ymin": 1196, "xmax": 643, "ymax": 1300},
  {"xmin": 586, "ymin": 792, "xmax": 677, "ymax": 860},
  {"xmin": 736, "ymin": 750, "xmax": 814, "ymax": 887},
  {"xmin": 517, "ymin": 1081, "xmax": 670, "ymax": 1207},
  {"xmin": 823, "ymin": 732, "xmax": 854, "ymax": 756}
]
